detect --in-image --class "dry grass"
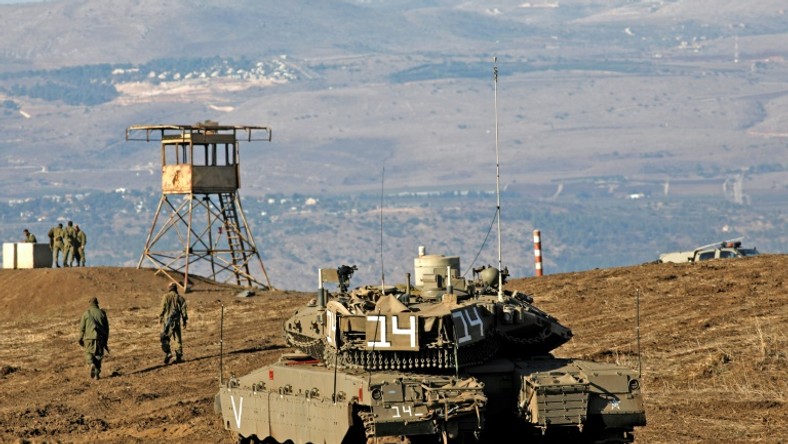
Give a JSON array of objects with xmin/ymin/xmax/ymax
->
[{"xmin": 0, "ymin": 256, "xmax": 786, "ymax": 442}]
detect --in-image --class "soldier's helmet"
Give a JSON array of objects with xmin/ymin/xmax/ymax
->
[
  {"xmin": 88, "ymin": 296, "xmax": 99, "ymax": 305},
  {"xmin": 168, "ymin": 282, "xmax": 178, "ymax": 291}
]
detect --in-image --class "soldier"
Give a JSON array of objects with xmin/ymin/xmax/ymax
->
[
  {"xmin": 74, "ymin": 225, "xmax": 87, "ymax": 267},
  {"xmin": 22, "ymin": 229, "xmax": 37, "ymax": 243},
  {"xmin": 63, "ymin": 220, "xmax": 76, "ymax": 267},
  {"xmin": 78, "ymin": 296, "xmax": 110, "ymax": 380},
  {"xmin": 159, "ymin": 282, "xmax": 188, "ymax": 364},
  {"xmin": 48, "ymin": 223, "xmax": 65, "ymax": 268}
]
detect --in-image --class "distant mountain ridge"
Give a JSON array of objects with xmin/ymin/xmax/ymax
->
[
  {"xmin": 2, "ymin": 1, "xmax": 787, "ymax": 69},
  {"xmin": 0, "ymin": 0, "xmax": 487, "ymax": 67}
]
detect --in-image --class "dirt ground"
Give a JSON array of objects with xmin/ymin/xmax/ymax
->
[{"xmin": 0, "ymin": 255, "xmax": 786, "ymax": 443}]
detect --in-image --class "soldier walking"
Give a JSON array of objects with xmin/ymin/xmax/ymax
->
[
  {"xmin": 159, "ymin": 282, "xmax": 188, "ymax": 364},
  {"xmin": 22, "ymin": 229, "xmax": 37, "ymax": 243},
  {"xmin": 74, "ymin": 225, "xmax": 87, "ymax": 267},
  {"xmin": 48, "ymin": 223, "xmax": 65, "ymax": 267},
  {"xmin": 78, "ymin": 297, "xmax": 110, "ymax": 380}
]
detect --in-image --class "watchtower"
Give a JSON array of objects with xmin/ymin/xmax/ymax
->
[{"xmin": 126, "ymin": 122, "xmax": 272, "ymax": 291}]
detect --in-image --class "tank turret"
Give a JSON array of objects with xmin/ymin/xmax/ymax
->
[{"xmin": 284, "ymin": 246, "xmax": 572, "ymax": 372}]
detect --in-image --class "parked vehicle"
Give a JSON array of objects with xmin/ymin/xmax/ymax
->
[{"xmin": 658, "ymin": 238, "xmax": 758, "ymax": 263}]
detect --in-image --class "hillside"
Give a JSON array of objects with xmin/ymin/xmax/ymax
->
[
  {"xmin": 1, "ymin": 0, "xmax": 787, "ymax": 200},
  {"xmin": 0, "ymin": 255, "xmax": 785, "ymax": 442}
]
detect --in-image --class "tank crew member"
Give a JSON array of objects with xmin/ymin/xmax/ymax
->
[
  {"xmin": 23, "ymin": 229, "xmax": 37, "ymax": 243},
  {"xmin": 74, "ymin": 225, "xmax": 87, "ymax": 267},
  {"xmin": 78, "ymin": 296, "xmax": 110, "ymax": 380},
  {"xmin": 63, "ymin": 220, "xmax": 76, "ymax": 267},
  {"xmin": 159, "ymin": 282, "xmax": 188, "ymax": 364},
  {"xmin": 48, "ymin": 223, "xmax": 65, "ymax": 268}
]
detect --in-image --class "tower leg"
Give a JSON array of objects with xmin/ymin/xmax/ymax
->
[
  {"xmin": 138, "ymin": 195, "xmax": 167, "ymax": 268},
  {"xmin": 139, "ymin": 192, "xmax": 272, "ymax": 289}
]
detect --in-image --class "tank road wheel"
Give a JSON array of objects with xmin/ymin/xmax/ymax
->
[
  {"xmin": 536, "ymin": 428, "xmax": 634, "ymax": 444},
  {"xmin": 409, "ymin": 434, "xmax": 474, "ymax": 444},
  {"xmin": 235, "ymin": 434, "xmax": 256, "ymax": 444},
  {"xmin": 359, "ymin": 425, "xmax": 478, "ymax": 444},
  {"xmin": 581, "ymin": 429, "xmax": 635, "ymax": 444},
  {"xmin": 365, "ymin": 438, "xmax": 411, "ymax": 444},
  {"xmin": 236, "ymin": 435, "xmax": 279, "ymax": 444}
]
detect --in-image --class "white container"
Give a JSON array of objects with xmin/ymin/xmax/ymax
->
[{"xmin": 2, "ymin": 243, "xmax": 52, "ymax": 269}]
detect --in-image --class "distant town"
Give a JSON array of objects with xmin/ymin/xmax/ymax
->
[{"xmin": 2, "ymin": 184, "xmax": 784, "ymax": 291}]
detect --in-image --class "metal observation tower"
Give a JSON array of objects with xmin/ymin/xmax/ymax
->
[{"xmin": 126, "ymin": 121, "xmax": 272, "ymax": 291}]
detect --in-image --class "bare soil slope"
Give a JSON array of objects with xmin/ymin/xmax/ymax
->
[{"xmin": 1, "ymin": 256, "xmax": 786, "ymax": 443}]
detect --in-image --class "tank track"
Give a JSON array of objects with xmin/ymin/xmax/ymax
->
[
  {"xmin": 358, "ymin": 410, "xmax": 411, "ymax": 444},
  {"xmin": 287, "ymin": 332, "xmax": 499, "ymax": 370}
]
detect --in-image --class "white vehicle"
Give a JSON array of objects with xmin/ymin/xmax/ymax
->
[{"xmin": 659, "ymin": 238, "xmax": 759, "ymax": 263}]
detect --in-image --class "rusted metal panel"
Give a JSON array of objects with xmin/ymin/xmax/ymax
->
[
  {"xmin": 162, "ymin": 164, "xmax": 193, "ymax": 194},
  {"xmin": 161, "ymin": 165, "xmax": 238, "ymax": 193}
]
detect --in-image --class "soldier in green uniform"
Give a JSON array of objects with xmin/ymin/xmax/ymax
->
[
  {"xmin": 23, "ymin": 229, "xmax": 37, "ymax": 243},
  {"xmin": 48, "ymin": 223, "xmax": 65, "ymax": 268},
  {"xmin": 78, "ymin": 297, "xmax": 110, "ymax": 380},
  {"xmin": 74, "ymin": 225, "xmax": 87, "ymax": 267},
  {"xmin": 63, "ymin": 221, "xmax": 76, "ymax": 267},
  {"xmin": 159, "ymin": 282, "xmax": 188, "ymax": 364}
]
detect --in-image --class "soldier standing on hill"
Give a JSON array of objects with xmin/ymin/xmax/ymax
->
[
  {"xmin": 79, "ymin": 297, "xmax": 110, "ymax": 380},
  {"xmin": 48, "ymin": 223, "xmax": 65, "ymax": 268},
  {"xmin": 74, "ymin": 225, "xmax": 87, "ymax": 267},
  {"xmin": 22, "ymin": 229, "xmax": 37, "ymax": 243},
  {"xmin": 159, "ymin": 282, "xmax": 188, "ymax": 364},
  {"xmin": 63, "ymin": 220, "xmax": 76, "ymax": 267}
]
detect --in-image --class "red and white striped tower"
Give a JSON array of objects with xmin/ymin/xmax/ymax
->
[{"xmin": 533, "ymin": 229, "xmax": 543, "ymax": 277}]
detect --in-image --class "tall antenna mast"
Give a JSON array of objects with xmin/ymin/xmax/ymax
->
[
  {"xmin": 379, "ymin": 165, "xmax": 385, "ymax": 290},
  {"xmin": 493, "ymin": 57, "xmax": 504, "ymax": 302}
]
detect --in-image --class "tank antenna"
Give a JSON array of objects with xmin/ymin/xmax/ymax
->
[
  {"xmin": 219, "ymin": 302, "xmax": 225, "ymax": 384},
  {"xmin": 636, "ymin": 288, "xmax": 642, "ymax": 379},
  {"xmin": 493, "ymin": 56, "xmax": 504, "ymax": 302},
  {"xmin": 332, "ymin": 316, "xmax": 340, "ymax": 404},
  {"xmin": 379, "ymin": 165, "xmax": 385, "ymax": 290},
  {"xmin": 332, "ymin": 352, "xmax": 339, "ymax": 403}
]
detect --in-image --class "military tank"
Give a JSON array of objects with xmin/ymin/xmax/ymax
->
[{"xmin": 215, "ymin": 248, "xmax": 646, "ymax": 443}]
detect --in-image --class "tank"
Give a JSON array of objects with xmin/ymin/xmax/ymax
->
[{"xmin": 215, "ymin": 248, "xmax": 646, "ymax": 443}]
